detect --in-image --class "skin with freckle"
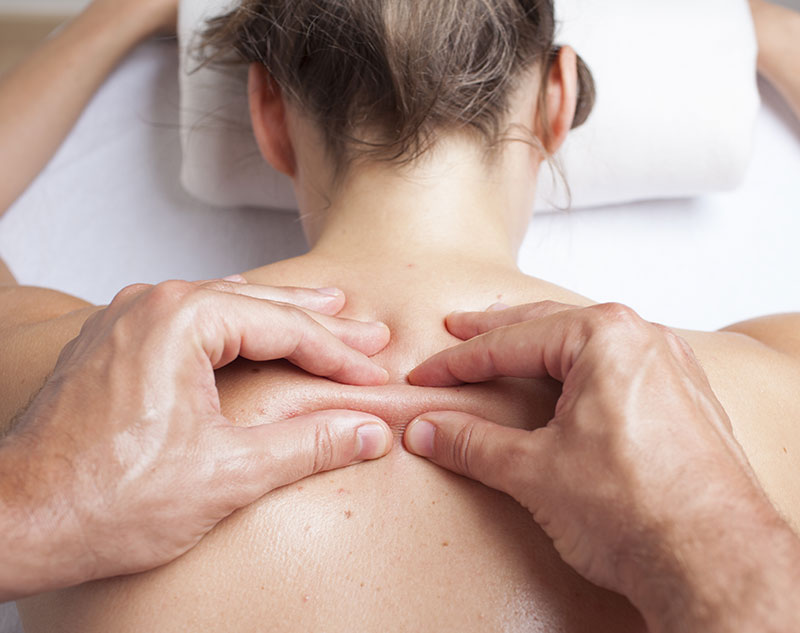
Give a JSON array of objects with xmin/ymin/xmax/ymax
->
[{"xmin": 18, "ymin": 256, "xmax": 800, "ymax": 633}]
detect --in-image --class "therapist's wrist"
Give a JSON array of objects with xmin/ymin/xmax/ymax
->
[
  {"xmin": 628, "ymin": 489, "xmax": 800, "ymax": 633},
  {"xmin": 0, "ymin": 428, "xmax": 96, "ymax": 601}
]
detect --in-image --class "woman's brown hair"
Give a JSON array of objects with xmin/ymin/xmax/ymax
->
[{"xmin": 196, "ymin": 0, "xmax": 595, "ymax": 180}]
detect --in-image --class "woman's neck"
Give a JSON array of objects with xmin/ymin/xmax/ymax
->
[{"xmin": 300, "ymin": 136, "xmax": 539, "ymax": 272}]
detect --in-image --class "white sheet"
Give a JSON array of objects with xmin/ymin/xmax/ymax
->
[{"xmin": 0, "ymin": 39, "xmax": 798, "ymax": 632}]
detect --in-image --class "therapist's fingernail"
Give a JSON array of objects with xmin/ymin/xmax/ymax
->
[
  {"xmin": 405, "ymin": 419, "xmax": 435, "ymax": 458},
  {"xmin": 224, "ymin": 274, "xmax": 247, "ymax": 283},
  {"xmin": 315, "ymin": 287, "xmax": 343, "ymax": 297},
  {"xmin": 356, "ymin": 424, "xmax": 390, "ymax": 461},
  {"xmin": 488, "ymin": 302, "xmax": 511, "ymax": 311}
]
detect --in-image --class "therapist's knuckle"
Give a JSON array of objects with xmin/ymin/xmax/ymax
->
[
  {"xmin": 587, "ymin": 303, "xmax": 652, "ymax": 348},
  {"xmin": 277, "ymin": 301, "xmax": 305, "ymax": 326},
  {"xmin": 326, "ymin": 354, "xmax": 350, "ymax": 381},
  {"xmin": 649, "ymin": 322, "xmax": 678, "ymax": 346},
  {"xmin": 310, "ymin": 423, "xmax": 338, "ymax": 474},
  {"xmin": 290, "ymin": 304, "xmax": 314, "ymax": 326},
  {"xmin": 78, "ymin": 308, "xmax": 105, "ymax": 335},
  {"xmin": 663, "ymin": 328, "xmax": 698, "ymax": 363},
  {"xmin": 147, "ymin": 280, "xmax": 194, "ymax": 308},
  {"xmin": 144, "ymin": 280, "xmax": 200, "ymax": 319},
  {"xmin": 650, "ymin": 322, "xmax": 673, "ymax": 338},
  {"xmin": 677, "ymin": 337, "xmax": 700, "ymax": 367},
  {"xmin": 107, "ymin": 311, "xmax": 134, "ymax": 350},
  {"xmin": 593, "ymin": 302, "xmax": 641, "ymax": 328},
  {"xmin": 287, "ymin": 307, "xmax": 323, "ymax": 348},
  {"xmin": 112, "ymin": 283, "xmax": 151, "ymax": 304},
  {"xmin": 450, "ymin": 422, "xmax": 483, "ymax": 478},
  {"xmin": 661, "ymin": 326, "xmax": 690, "ymax": 352},
  {"xmin": 200, "ymin": 279, "xmax": 234, "ymax": 294}
]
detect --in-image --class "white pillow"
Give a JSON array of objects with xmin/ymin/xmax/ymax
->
[{"xmin": 178, "ymin": 0, "xmax": 759, "ymax": 212}]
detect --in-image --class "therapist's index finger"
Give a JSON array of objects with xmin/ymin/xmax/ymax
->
[
  {"xmin": 198, "ymin": 293, "xmax": 390, "ymax": 386},
  {"xmin": 446, "ymin": 300, "xmax": 581, "ymax": 340},
  {"xmin": 301, "ymin": 312, "xmax": 391, "ymax": 358},
  {"xmin": 199, "ymin": 279, "xmax": 348, "ymax": 316},
  {"xmin": 408, "ymin": 313, "xmax": 583, "ymax": 386},
  {"xmin": 200, "ymin": 281, "xmax": 388, "ymax": 356}
]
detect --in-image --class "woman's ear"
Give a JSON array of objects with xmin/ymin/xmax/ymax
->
[
  {"xmin": 536, "ymin": 46, "xmax": 579, "ymax": 155},
  {"xmin": 248, "ymin": 63, "xmax": 297, "ymax": 177}
]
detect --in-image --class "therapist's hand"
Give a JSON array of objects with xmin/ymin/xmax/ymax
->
[
  {"xmin": 405, "ymin": 301, "xmax": 800, "ymax": 633},
  {"xmin": 1, "ymin": 279, "xmax": 392, "ymax": 601}
]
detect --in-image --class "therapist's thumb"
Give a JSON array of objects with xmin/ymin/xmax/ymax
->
[
  {"xmin": 405, "ymin": 412, "xmax": 544, "ymax": 500},
  {"xmin": 218, "ymin": 411, "xmax": 392, "ymax": 508}
]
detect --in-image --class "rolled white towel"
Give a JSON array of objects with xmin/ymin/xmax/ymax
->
[{"xmin": 178, "ymin": 0, "xmax": 759, "ymax": 212}]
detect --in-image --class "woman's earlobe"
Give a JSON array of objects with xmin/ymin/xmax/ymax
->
[
  {"xmin": 248, "ymin": 63, "xmax": 297, "ymax": 177},
  {"xmin": 538, "ymin": 46, "xmax": 579, "ymax": 155}
]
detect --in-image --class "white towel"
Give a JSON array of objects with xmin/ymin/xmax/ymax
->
[{"xmin": 178, "ymin": 0, "xmax": 759, "ymax": 212}]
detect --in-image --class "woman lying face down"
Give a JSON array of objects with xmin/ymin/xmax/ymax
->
[{"xmin": 18, "ymin": 1, "xmax": 800, "ymax": 631}]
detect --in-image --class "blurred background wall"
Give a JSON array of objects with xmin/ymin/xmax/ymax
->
[{"xmin": 0, "ymin": 0, "xmax": 90, "ymax": 14}]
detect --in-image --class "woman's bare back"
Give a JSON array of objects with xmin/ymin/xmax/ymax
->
[{"xmin": 19, "ymin": 253, "xmax": 800, "ymax": 632}]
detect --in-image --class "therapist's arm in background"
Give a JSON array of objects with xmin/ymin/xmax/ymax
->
[
  {"xmin": 406, "ymin": 302, "xmax": 800, "ymax": 633},
  {"xmin": 0, "ymin": 0, "xmax": 180, "ymax": 425},
  {"xmin": 0, "ymin": 279, "xmax": 392, "ymax": 601},
  {"xmin": 0, "ymin": 0, "xmax": 178, "ymax": 222},
  {"xmin": 750, "ymin": 0, "xmax": 800, "ymax": 121}
]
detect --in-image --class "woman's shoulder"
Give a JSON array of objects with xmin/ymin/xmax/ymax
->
[{"xmin": 679, "ymin": 323, "xmax": 800, "ymax": 531}]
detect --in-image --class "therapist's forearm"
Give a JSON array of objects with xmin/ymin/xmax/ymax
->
[
  {"xmin": 632, "ymin": 497, "xmax": 800, "ymax": 633},
  {"xmin": 0, "ymin": 437, "xmax": 92, "ymax": 601},
  {"xmin": 0, "ymin": 3, "xmax": 161, "ymax": 216},
  {"xmin": 0, "ymin": 287, "xmax": 98, "ymax": 433},
  {"xmin": 750, "ymin": 0, "xmax": 800, "ymax": 120}
]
